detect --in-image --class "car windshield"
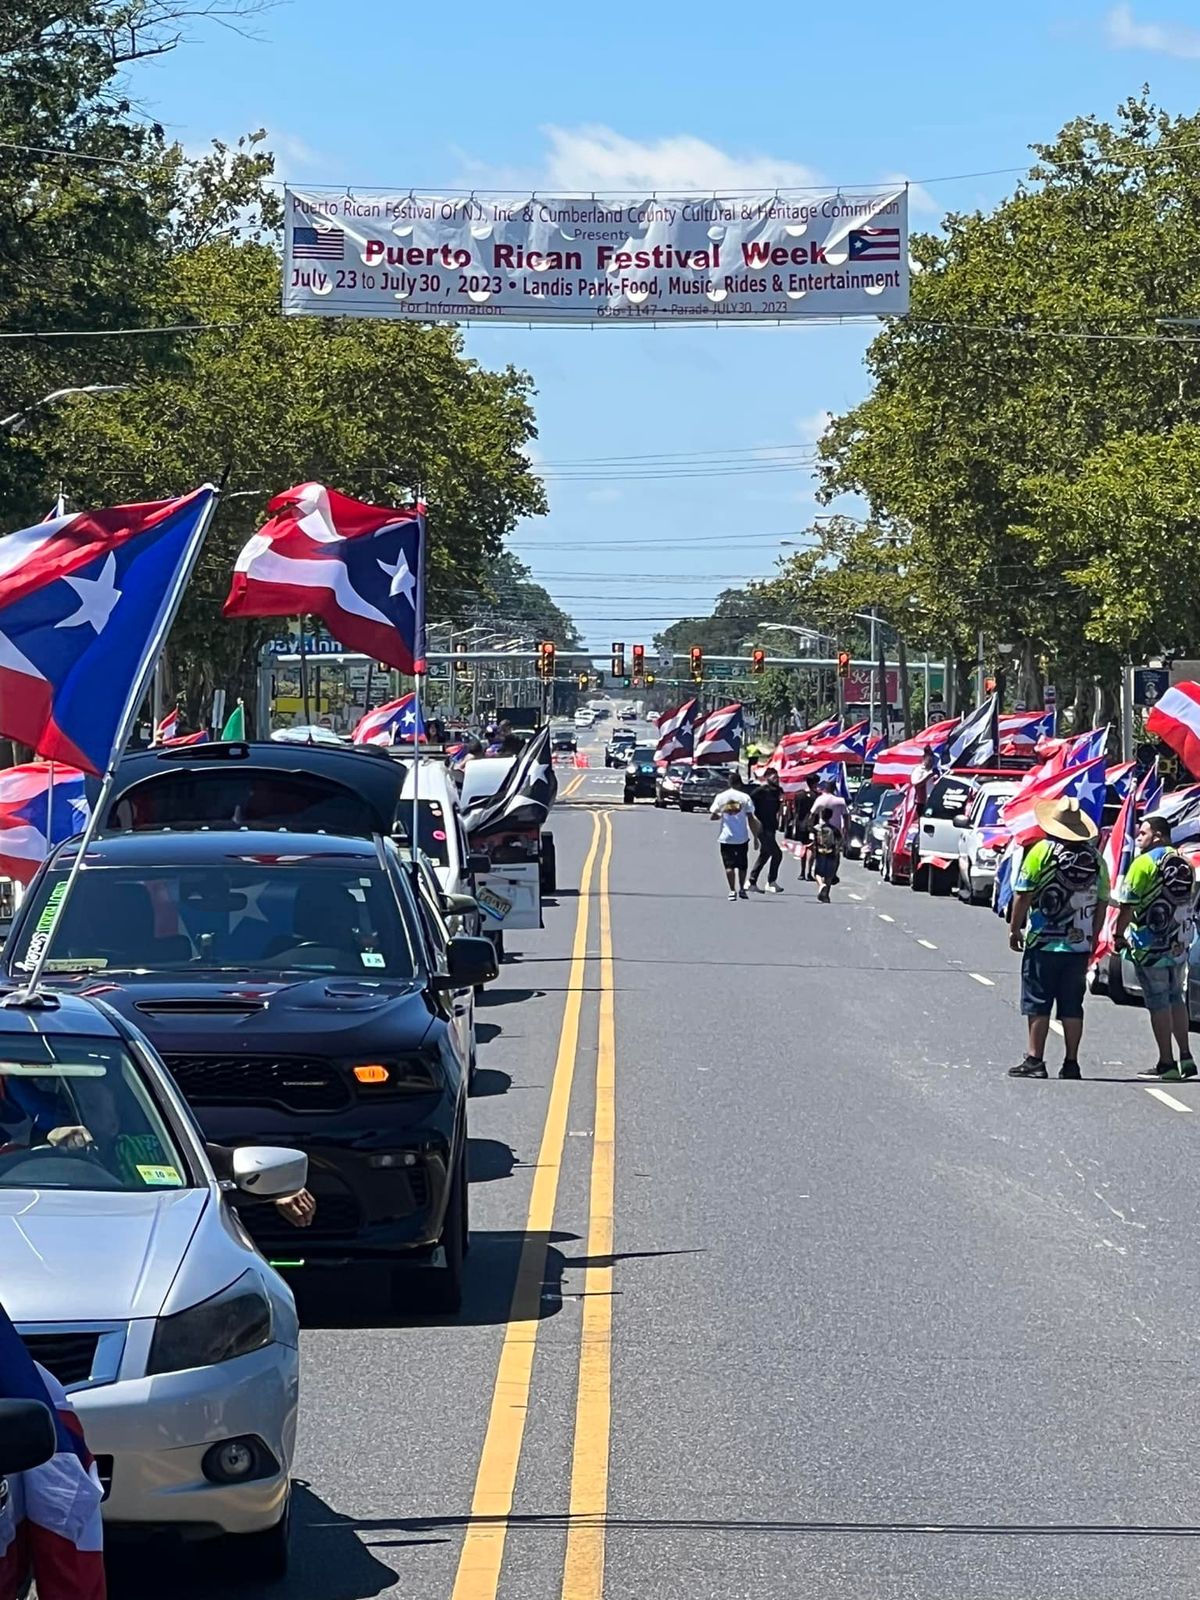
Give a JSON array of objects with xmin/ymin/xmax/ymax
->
[
  {"xmin": 630, "ymin": 748, "xmax": 656, "ymax": 763},
  {"xmin": 10, "ymin": 862, "xmax": 416, "ymax": 979},
  {"xmin": 876, "ymin": 790, "xmax": 903, "ymax": 817},
  {"xmin": 925, "ymin": 779, "xmax": 977, "ymax": 820},
  {"xmin": 396, "ymin": 799, "xmax": 455, "ymax": 867},
  {"xmin": 0, "ymin": 1035, "xmax": 191, "ymax": 1193},
  {"xmin": 854, "ymin": 783, "xmax": 887, "ymax": 811},
  {"xmin": 979, "ymin": 793, "xmax": 1012, "ymax": 825}
]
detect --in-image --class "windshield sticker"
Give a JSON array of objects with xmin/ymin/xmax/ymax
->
[
  {"xmin": 136, "ymin": 1164, "xmax": 183, "ymax": 1188},
  {"xmin": 348, "ymin": 887, "xmax": 366, "ymax": 902},
  {"xmin": 43, "ymin": 958, "xmax": 108, "ymax": 972},
  {"xmin": 361, "ymin": 951, "xmax": 386, "ymax": 968},
  {"xmin": 17, "ymin": 881, "xmax": 70, "ymax": 971},
  {"xmin": 0, "ymin": 1061, "xmax": 107, "ymax": 1077},
  {"xmin": 433, "ymin": 829, "xmax": 447, "ymax": 841}
]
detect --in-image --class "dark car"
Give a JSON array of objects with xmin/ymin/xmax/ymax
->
[
  {"xmin": 844, "ymin": 780, "xmax": 890, "ymax": 860},
  {"xmin": 4, "ymin": 829, "xmax": 497, "ymax": 1313},
  {"xmin": 862, "ymin": 787, "xmax": 903, "ymax": 870},
  {"xmin": 677, "ymin": 765, "xmax": 734, "ymax": 813},
  {"xmin": 605, "ymin": 731, "xmax": 637, "ymax": 767},
  {"xmin": 622, "ymin": 746, "xmax": 659, "ymax": 804},
  {"xmin": 551, "ymin": 728, "xmax": 577, "ymax": 755},
  {"xmin": 655, "ymin": 762, "xmax": 691, "ymax": 808}
]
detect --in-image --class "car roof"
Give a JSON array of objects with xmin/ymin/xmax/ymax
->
[
  {"xmin": 48, "ymin": 829, "xmax": 382, "ymax": 867},
  {"xmin": 398, "ymin": 762, "xmax": 461, "ymax": 805},
  {"xmin": 0, "ymin": 989, "xmax": 121, "ymax": 1038}
]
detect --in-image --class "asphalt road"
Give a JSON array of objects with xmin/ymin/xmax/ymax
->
[{"xmin": 111, "ymin": 723, "xmax": 1200, "ymax": 1600}]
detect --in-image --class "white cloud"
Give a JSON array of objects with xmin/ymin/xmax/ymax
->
[
  {"xmin": 537, "ymin": 125, "xmax": 822, "ymax": 193},
  {"xmin": 796, "ymin": 410, "xmax": 834, "ymax": 447},
  {"xmin": 1105, "ymin": 4, "xmax": 1200, "ymax": 58},
  {"xmin": 265, "ymin": 129, "xmax": 328, "ymax": 181}
]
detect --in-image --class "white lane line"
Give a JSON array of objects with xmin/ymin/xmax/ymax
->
[
  {"xmin": 1049, "ymin": 1020, "xmax": 1064, "ymax": 1037},
  {"xmin": 969, "ymin": 972, "xmax": 995, "ymax": 987},
  {"xmin": 916, "ymin": 938, "xmax": 937, "ymax": 950},
  {"xmin": 848, "ymin": 892, "xmax": 863, "ymax": 902},
  {"xmin": 1144, "ymin": 1086, "xmax": 1194, "ymax": 1113},
  {"xmin": 878, "ymin": 913, "xmax": 895, "ymax": 924}
]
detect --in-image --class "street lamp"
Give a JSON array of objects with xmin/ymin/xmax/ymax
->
[{"xmin": 0, "ymin": 384, "xmax": 131, "ymax": 434}]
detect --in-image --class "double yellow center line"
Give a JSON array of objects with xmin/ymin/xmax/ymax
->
[{"xmin": 451, "ymin": 809, "xmax": 617, "ymax": 1600}]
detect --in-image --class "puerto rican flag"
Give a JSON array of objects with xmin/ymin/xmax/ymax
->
[
  {"xmin": 0, "ymin": 762, "xmax": 88, "ymax": 886},
  {"xmin": 1138, "ymin": 761, "xmax": 1164, "ymax": 814},
  {"xmin": 1147, "ymin": 681, "xmax": 1200, "ymax": 779},
  {"xmin": 1094, "ymin": 777, "xmax": 1140, "ymax": 964},
  {"xmin": 153, "ymin": 707, "xmax": 179, "ymax": 743},
  {"xmin": 351, "ymin": 692, "xmax": 425, "ymax": 746},
  {"xmin": 871, "ymin": 719, "xmax": 958, "ymax": 785},
  {"xmin": 1107, "ymin": 759, "xmax": 1138, "ymax": 802},
  {"xmin": 693, "ymin": 703, "xmax": 744, "ymax": 765},
  {"xmin": 998, "ymin": 754, "xmax": 1106, "ymax": 847},
  {"xmin": 998, "ymin": 708, "xmax": 1055, "ymax": 754},
  {"xmin": 225, "ymin": 483, "xmax": 426, "ymax": 675},
  {"xmin": 0, "ymin": 488, "xmax": 215, "ymax": 775},
  {"xmin": 655, "ymin": 698, "xmax": 697, "ymax": 764},
  {"xmin": 0, "ymin": 1306, "xmax": 105, "ymax": 1599},
  {"xmin": 806, "ymin": 719, "xmax": 872, "ymax": 760}
]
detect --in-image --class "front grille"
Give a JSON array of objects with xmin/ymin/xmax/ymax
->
[
  {"xmin": 161, "ymin": 1054, "xmax": 350, "ymax": 1113},
  {"xmin": 21, "ymin": 1331, "xmax": 98, "ymax": 1387}
]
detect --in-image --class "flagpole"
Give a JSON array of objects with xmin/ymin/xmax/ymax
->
[
  {"xmin": 13, "ymin": 486, "xmax": 220, "ymax": 1000},
  {"xmin": 298, "ymin": 614, "xmax": 311, "ymax": 729}
]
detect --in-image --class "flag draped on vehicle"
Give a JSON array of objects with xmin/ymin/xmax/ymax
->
[
  {"xmin": 351, "ymin": 692, "xmax": 426, "ymax": 746},
  {"xmin": 693, "ymin": 703, "xmax": 744, "ymax": 765},
  {"xmin": 1146, "ymin": 681, "xmax": 1200, "ymax": 779},
  {"xmin": 0, "ymin": 763, "xmax": 88, "ymax": 885},
  {"xmin": 463, "ymin": 725, "xmax": 558, "ymax": 838},
  {"xmin": 0, "ymin": 1304, "xmax": 106, "ymax": 1600},
  {"xmin": 224, "ymin": 483, "xmax": 427, "ymax": 674},
  {"xmin": 0, "ymin": 488, "xmax": 215, "ymax": 774}
]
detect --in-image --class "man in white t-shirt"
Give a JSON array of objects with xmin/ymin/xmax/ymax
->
[{"xmin": 708, "ymin": 771, "xmax": 760, "ymax": 900}]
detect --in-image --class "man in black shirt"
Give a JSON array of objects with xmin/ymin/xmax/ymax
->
[
  {"xmin": 749, "ymin": 766, "xmax": 785, "ymax": 893},
  {"xmin": 789, "ymin": 772, "xmax": 821, "ymax": 881}
]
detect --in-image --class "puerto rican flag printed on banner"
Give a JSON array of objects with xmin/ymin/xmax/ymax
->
[
  {"xmin": 693, "ymin": 703, "xmax": 744, "ymax": 765},
  {"xmin": 0, "ymin": 489, "xmax": 215, "ymax": 775},
  {"xmin": 0, "ymin": 1306, "xmax": 105, "ymax": 1600},
  {"xmin": 998, "ymin": 754, "xmax": 1107, "ymax": 848},
  {"xmin": 224, "ymin": 483, "xmax": 426, "ymax": 675},
  {"xmin": 1147, "ymin": 681, "xmax": 1200, "ymax": 779},
  {"xmin": 0, "ymin": 763, "xmax": 88, "ymax": 886},
  {"xmin": 654, "ymin": 698, "xmax": 697, "ymax": 764},
  {"xmin": 351, "ymin": 692, "xmax": 425, "ymax": 746}
]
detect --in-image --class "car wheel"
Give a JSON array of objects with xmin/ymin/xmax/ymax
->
[
  {"xmin": 410, "ymin": 1148, "xmax": 467, "ymax": 1315},
  {"xmin": 226, "ymin": 1491, "xmax": 291, "ymax": 1582},
  {"xmin": 540, "ymin": 833, "xmax": 557, "ymax": 896},
  {"xmin": 929, "ymin": 865, "xmax": 953, "ymax": 897},
  {"xmin": 1108, "ymin": 953, "xmax": 1134, "ymax": 1005},
  {"xmin": 623, "ymin": 791, "xmax": 634, "ymax": 805},
  {"xmin": 654, "ymin": 796, "xmax": 665, "ymax": 808},
  {"xmin": 910, "ymin": 857, "xmax": 928, "ymax": 891},
  {"xmin": 679, "ymin": 802, "xmax": 693, "ymax": 813}
]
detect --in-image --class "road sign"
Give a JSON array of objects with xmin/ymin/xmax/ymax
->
[
  {"xmin": 658, "ymin": 652, "xmax": 673, "ymax": 672},
  {"xmin": 1133, "ymin": 667, "xmax": 1169, "ymax": 707}
]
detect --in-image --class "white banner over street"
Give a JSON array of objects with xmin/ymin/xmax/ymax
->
[{"xmin": 283, "ymin": 187, "xmax": 909, "ymax": 325}]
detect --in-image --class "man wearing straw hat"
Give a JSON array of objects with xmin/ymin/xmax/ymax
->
[{"xmin": 1007, "ymin": 796, "xmax": 1110, "ymax": 1080}]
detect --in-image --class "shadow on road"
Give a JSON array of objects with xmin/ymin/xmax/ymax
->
[
  {"xmin": 105, "ymin": 1485, "xmax": 399, "ymax": 1599},
  {"xmin": 476, "ymin": 986, "xmax": 545, "ymax": 1006},
  {"xmin": 468, "ymin": 1064, "xmax": 510, "ymax": 1097},
  {"xmin": 474, "ymin": 1020, "xmax": 503, "ymax": 1045},
  {"xmin": 468, "ymin": 1135, "xmax": 517, "ymax": 1182}
]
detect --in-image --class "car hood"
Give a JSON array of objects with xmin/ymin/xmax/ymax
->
[
  {"xmin": 0, "ymin": 1187, "xmax": 208, "ymax": 1322},
  {"xmin": 49, "ymin": 972, "xmax": 435, "ymax": 1054}
]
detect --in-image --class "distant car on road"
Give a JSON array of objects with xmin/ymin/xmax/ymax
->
[
  {"xmin": 618, "ymin": 708, "xmax": 637, "ymax": 723},
  {"xmin": 655, "ymin": 762, "xmax": 691, "ymax": 808},
  {"xmin": 0, "ymin": 989, "xmax": 307, "ymax": 1577},
  {"xmin": 574, "ymin": 708, "xmax": 594, "ymax": 728},
  {"xmin": 677, "ymin": 766, "xmax": 735, "ymax": 814},
  {"xmin": 551, "ymin": 727, "xmax": 578, "ymax": 755},
  {"xmin": 605, "ymin": 730, "xmax": 637, "ymax": 767},
  {"xmin": 623, "ymin": 746, "xmax": 660, "ymax": 804}
]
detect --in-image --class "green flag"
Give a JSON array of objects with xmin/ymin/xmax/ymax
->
[{"xmin": 221, "ymin": 702, "xmax": 245, "ymax": 741}]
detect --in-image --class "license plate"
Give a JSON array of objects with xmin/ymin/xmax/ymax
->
[{"xmin": 477, "ymin": 886, "xmax": 513, "ymax": 921}]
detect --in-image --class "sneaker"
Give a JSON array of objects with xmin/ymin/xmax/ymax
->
[
  {"xmin": 748, "ymin": 883, "xmax": 765, "ymax": 894},
  {"xmin": 737, "ymin": 888, "xmax": 749, "ymax": 900},
  {"xmin": 728, "ymin": 890, "xmax": 737, "ymax": 901},
  {"xmin": 1181, "ymin": 1058, "xmax": 1198, "ymax": 1080},
  {"xmin": 766, "ymin": 883, "xmax": 783, "ymax": 894},
  {"xmin": 1008, "ymin": 1056, "xmax": 1048, "ymax": 1079},
  {"xmin": 1137, "ymin": 1061, "xmax": 1180, "ymax": 1081},
  {"xmin": 1058, "ymin": 1061, "xmax": 1082, "ymax": 1080}
]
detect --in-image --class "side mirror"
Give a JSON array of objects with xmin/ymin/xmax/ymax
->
[
  {"xmin": 444, "ymin": 892, "xmax": 479, "ymax": 918},
  {"xmin": 231, "ymin": 1146, "xmax": 309, "ymax": 1200},
  {"xmin": 467, "ymin": 852, "xmax": 491, "ymax": 876},
  {"xmin": 0, "ymin": 1399, "xmax": 56, "ymax": 1476},
  {"xmin": 952, "ymin": 813, "xmax": 970, "ymax": 828},
  {"xmin": 437, "ymin": 935, "xmax": 500, "ymax": 990}
]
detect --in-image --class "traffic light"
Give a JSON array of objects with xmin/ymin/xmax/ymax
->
[
  {"xmin": 632, "ymin": 643, "xmax": 645, "ymax": 675},
  {"xmin": 453, "ymin": 641, "xmax": 468, "ymax": 677},
  {"xmin": 690, "ymin": 645, "xmax": 703, "ymax": 681},
  {"xmin": 645, "ymin": 672, "xmax": 656, "ymax": 687},
  {"xmin": 622, "ymin": 676, "xmax": 632, "ymax": 689},
  {"xmin": 538, "ymin": 641, "xmax": 556, "ymax": 681},
  {"xmin": 611, "ymin": 640, "xmax": 626, "ymax": 677},
  {"xmin": 751, "ymin": 647, "xmax": 766, "ymax": 675},
  {"xmin": 837, "ymin": 650, "xmax": 851, "ymax": 680}
]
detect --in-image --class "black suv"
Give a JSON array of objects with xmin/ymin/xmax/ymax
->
[
  {"xmin": 6, "ymin": 827, "xmax": 497, "ymax": 1314},
  {"xmin": 622, "ymin": 746, "xmax": 660, "ymax": 804}
]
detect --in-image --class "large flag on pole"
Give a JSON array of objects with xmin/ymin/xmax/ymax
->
[
  {"xmin": 654, "ymin": 698, "xmax": 697, "ymax": 764},
  {"xmin": 998, "ymin": 755, "xmax": 1107, "ymax": 847},
  {"xmin": 463, "ymin": 725, "xmax": 558, "ymax": 839},
  {"xmin": 224, "ymin": 483, "xmax": 427, "ymax": 674},
  {"xmin": 693, "ymin": 703, "xmax": 745, "ymax": 765},
  {"xmin": 351, "ymin": 692, "xmax": 426, "ymax": 746},
  {"xmin": 1094, "ymin": 779, "xmax": 1140, "ymax": 964},
  {"xmin": 0, "ymin": 488, "xmax": 216, "ymax": 774},
  {"xmin": 944, "ymin": 692, "xmax": 998, "ymax": 769}
]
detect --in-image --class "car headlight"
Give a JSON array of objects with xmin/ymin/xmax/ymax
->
[
  {"xmin": 148, "ymin": 1272, "xmax": 273, "ymax": 1376},
  {"xmin": 975, "ymin": 847, "xmax": 998, "ymax": 864}
]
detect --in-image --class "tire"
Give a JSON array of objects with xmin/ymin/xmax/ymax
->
[
  {"xmin": 910, "ymin": 857, "xmax": 928, "ymax": 892},
  {"xmin": 539, "ymin": 833, "xmax": 557, "ymax": 896},
  {"xmin": 407, "ymin": 1148, "xmax": 467, "ymax": 1315},
  {"xmin": 654, "ymin": 797, "xmax": 665, "ymax": 808},
  {"xmin": 623, "ymin": 791, "xmax": 634, "ymax": 805},
  {"xmin": 679, "ymin": 803, "xmax": 693, "ymax": 814},
  {"xmin": 929, "ymin": 864, "xmax": 953, "ymax": 897},
  {"xmin": 225, "ymin": 1492, "xmax": 291, "ymax": 1582},
  {"xmin": 1108, "ymin": 953, "xmax": 1134, "ymax": 1005}
]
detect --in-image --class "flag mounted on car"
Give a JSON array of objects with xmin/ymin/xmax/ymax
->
[
  {"xmin": 655, "ymin": 699, "xmax": 697, "ymax": 764},
  {"xmin": 0, "ymin": 763, "xmax": 88, "ymax": 885},
  {"xmin": 693, "ymin": 703, "xmax": 744, "ymax": 765},
  {"xmin": 0, "ymin": 487, "xmax": 216, "ymax": 775},
  {"xmin": 463, "ymin": 725, "xmax": 558, "ymax": 839},
  {"xmin": 944, "ymin": 692, "xmax": 998, "ymax": 769},
  {"xmin": 351, "ymin": 692, "xmax": 425, "ymax": 746},
  {"xmin": 224, "ymin": 483, "xmax": 426, "ymax": 674},
  {"xmin": 998, "ymin": 755, "xmax": 1106, "ymax": 847}
]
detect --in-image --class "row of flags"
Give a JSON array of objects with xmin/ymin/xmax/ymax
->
[{"xmin": 652, "ymin": 700, "xmax": 745, "ymax": 766}]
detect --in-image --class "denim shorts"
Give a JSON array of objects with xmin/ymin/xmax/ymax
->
[
  {"xmin": 1137, "ymin": 961, "xmax": 1186, "ymax": 1015},
  {"xmin": 1020, "ymin": 948, "xmax": 1088, "ymax": 1020}
]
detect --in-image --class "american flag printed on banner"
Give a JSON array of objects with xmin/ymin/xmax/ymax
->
[
  {"xmin": 848, "ymin": 227, "xmax": 901, "ymax": 262},
  {"xmin": 292, "ymin": 225, "xmax": 346, "ymax": 260}
]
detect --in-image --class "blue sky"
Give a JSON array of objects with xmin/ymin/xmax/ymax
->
[{"xmin": 138, "ymin": 1, "xmax": 1200, "ymax": 650}]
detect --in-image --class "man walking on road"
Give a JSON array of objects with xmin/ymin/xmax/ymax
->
[
  {"xmin": 749, "ymin": 766, "xmax": 784, "ymax": 893},
  {"xmin": 1008, "ymin": 797, "xmax": 1109, "ymax": 1080},
  {"xmin": 791, "ymin": 773, "xmax": 821, "ymax": 882},
  {"xmin": 811, "ymin": 809, "xmax": 841, "ymax": 904},
  {"xmin": 1114, "ymin": 814, "xmax": 1198, "ymax": 1082},
  {"xmin": 709, "ymin": 771, "xmax": 759, "ymax": 900}
]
